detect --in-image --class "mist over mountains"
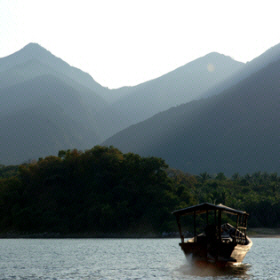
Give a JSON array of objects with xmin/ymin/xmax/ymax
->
[
  {"xmin": 104, "ymin": 44, "xmax": 280, "ymax": 175},
  {"xmin": 0, "ymin": 43, "xmax": 107, "ymax": 96},
  {"xmin": 1, "ymin": 42, "xmax": 280, "ymax": 174},
  {"xmin": 110, "ymin": 53, "xmax": 244, "ymax": 125},
  {"xmin": 0, "ymin": 43, "xmax": 129, "ymax": 164}
]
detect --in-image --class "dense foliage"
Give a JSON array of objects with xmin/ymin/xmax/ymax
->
[{"xmin": 1, "ymin": 146, "xmax": 280, "ymax": 236}]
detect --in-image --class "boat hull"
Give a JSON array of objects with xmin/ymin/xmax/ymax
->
[{"xmin": 180, "ymin": 237, "xmax": 252, "ymax": 264}]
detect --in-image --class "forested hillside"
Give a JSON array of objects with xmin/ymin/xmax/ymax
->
[{"xmin": 1, "ymin": 147, "xmax": 280, "ymax": 236}]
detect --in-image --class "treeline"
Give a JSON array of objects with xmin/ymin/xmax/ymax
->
[{"xmin": 0, "ymin": 146, "xmax": 280, "ymax": 236}]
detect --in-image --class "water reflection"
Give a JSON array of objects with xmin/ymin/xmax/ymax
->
[{"xmin": 178, "ymin": 261, "xmax": 251, "ymax": 279}]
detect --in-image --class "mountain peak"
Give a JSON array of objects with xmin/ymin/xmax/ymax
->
[
  {"xmin": 23, "ymin": 42, "xmax": 43, "ymax": 49},
  {"xmin": 0, "ymin": 42, "xmax": 53, "ymax": 71},
  {"xmin": 205, "ymin": 51, "xmax": 222, "ymax": 57},
  {"xmin": 203, "ymin": 52, "xmax": 237, "ymax": 62},
  {"xmin": 20, "ymin": 42, "xmax": 52, "ymax": 57}
]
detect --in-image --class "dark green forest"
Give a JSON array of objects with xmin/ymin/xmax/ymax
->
[{"xmin": 1, "ymin": 146, "xmax": 280, "ymax": 237}]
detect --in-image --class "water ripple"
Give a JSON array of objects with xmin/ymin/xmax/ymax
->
[{"xmin": 0, "ymin": 238, "xmax": 278, "ymax": 279}]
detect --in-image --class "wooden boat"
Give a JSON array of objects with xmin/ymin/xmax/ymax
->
[{"xmin": 173, "ymin": 203, "xmax": 252, "ymax": 265}]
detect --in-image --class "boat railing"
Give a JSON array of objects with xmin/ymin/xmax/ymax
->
[{"xmin": 235, "ymin": 214, "xmax": 248, "ymax": 244}]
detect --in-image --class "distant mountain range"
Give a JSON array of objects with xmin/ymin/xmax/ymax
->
[
  {"xmin": 0, "ymin": 43, "xmax": 129, "ymax": 164},
  {"xmin": 110, "ymin": 53, "xmax": 244, "ymax": 125},
  {"xmin": 0, "ymin": 43, "xmax": 108, "ymax": 96},
  {"xmin": 2, "ymin": 42, "xmax": 280, "ymax": 173},
  {"xmin": 103, "ymin": 44, "xmax": 280, "ymax": 175}
]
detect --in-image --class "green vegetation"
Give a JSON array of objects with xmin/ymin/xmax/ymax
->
[{"xmin": 1, "ymin": 146, "xmax": 280, "ymax": 236}]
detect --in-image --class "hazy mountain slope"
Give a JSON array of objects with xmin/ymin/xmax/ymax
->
[
  {"xmin": 0, "ymin": 48, "xmax": 129, "ymax": 140},
  {"xmin": 0, "ymin": 59, "xmax": 51, "ymax": 89},
  {"xmin": 0, "ymin": 59, "xmax": 106, "ymax": 109},
  {"xmin": 0, "ymin": 75, "xmax": 103, "ymax": 164},
  {"xmin": 105, "ymin": 86, "xmax": 135, "ymax": 103},
  {"xmin": 0, "ymin": 75, "xmax": 99, "ymax": 126},
  {"xmin": 203, "ymin": 42, "xmax": 280, "ymax": 99},
  {"xmin": 111, "ymin": 53, "xmax": 244, "ymax": 125},
  {"xmin": 0, "ymin": 44, "xmax": 245, "ymax": 138},
  {"xmin": 103, "ymin": 57, "xmax": 280, "ymax": 175},
  {"xmin": 0, "ymin": 104, "xmax": 98, "ymax": 165},
  {"xmin": 0, "ymin": 43, "xmax": 110, "ymax": 97}
]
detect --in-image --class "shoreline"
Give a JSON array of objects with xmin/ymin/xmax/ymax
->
[
  {"xmin": 0, "ymin": 232, "xmax": 180, "ymax": 239},
  {"xmin": 1, "ymin": 228, "xmax": 280, "ymax": 239},
  {"xmin": 247, "ymin": 228, "xmax": 280, "ymax": 238},
  {"xmin": 250, "ymin": 234, "xmax": 280, "ymax": 238}
]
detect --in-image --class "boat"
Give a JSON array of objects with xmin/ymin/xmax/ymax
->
[{"xmin": 172, "ymin": 203, "xmax": 252, "ymax": 265}]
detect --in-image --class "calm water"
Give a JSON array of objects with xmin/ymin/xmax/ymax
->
[{"xmin": 0, "ymin": 238, "xmax": 279, "ymax": 279}]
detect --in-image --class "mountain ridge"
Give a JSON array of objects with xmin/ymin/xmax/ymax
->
[
  {"xmin": 0, "ymin": 43, "xmax": 109, "ymax": 97},
  {"xmin": 111, "ymin": 52, "xmax": 244, "ymax": 126},
  {"xmin": 2, "ymin": 42, "xmax": 280, "ymax": 167},
  {"xmin": 103, "ymin": 54, "xmax": 280, "ymax": 175}
]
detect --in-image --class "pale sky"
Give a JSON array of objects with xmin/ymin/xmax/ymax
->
[{"xmin": 1, "ymin": 0, "xmax": 280, "ymax": 89}]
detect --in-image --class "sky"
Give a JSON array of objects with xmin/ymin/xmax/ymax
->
[{"xmin": 1, "ymin": 0, "xmax": 280, "ymax": 89}]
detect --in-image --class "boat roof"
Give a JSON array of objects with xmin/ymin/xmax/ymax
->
[{"xmin": 172, "ymin": 202, "xmax": 248, "ymax": 217}]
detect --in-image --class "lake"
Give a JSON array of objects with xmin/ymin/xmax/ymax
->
[{"xmin": 0, "ymin": 238, "xmax": 279, "ymax": 279}]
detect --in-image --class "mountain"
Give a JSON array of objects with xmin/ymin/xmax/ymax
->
[
  {"xmin": 0, "ymin": 44, "xmax": 112, "ymax": 116},
  {"xmin": 103, "ymin": 56, "xmax": 280, "ymax": 175},
  {"xmin": 0, "ymin": 44, "xmax": 129, "ymax": 165},
  {"xmin": 3, "ymin": 42, "xmax": 280, "ymax": 167},
  {"xmin": 0, "ymin": 43, "xmax": 109, "ymax": 96},
  {"xmin": 203, "ymin": 42, "xmax": 280, "ymax": 99},
  {"xmin": 111, "ymin": 53, "xmax": 244, "ymax": 125},
  {"xmin": 110, "ymin": 43, "xmax": 280, "ymax": 128},
  {"xmin": 0, "ymin": 75, "xmax": 101, "ymax": 164},
  {"xmin": 0, "ymin": 74, "xmax": 98, "ymax": 124},
  {"xmin": 1, "ymin": 104, "xmax": 97, "ymax": 165},
  {"xmin": 0, "ymin": 58, "xmax": 129, "ymax": 139}
]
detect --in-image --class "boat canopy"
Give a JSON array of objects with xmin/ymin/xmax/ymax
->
[{"xmin": 172, "ymin": 202, "xmax": 248, "ymax": 217}]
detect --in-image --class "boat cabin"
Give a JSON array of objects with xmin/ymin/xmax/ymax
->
[{"xmin": 172, "ymin": 203, "xmax": 252, "ymax": 263}]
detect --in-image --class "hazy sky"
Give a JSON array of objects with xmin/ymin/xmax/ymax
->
[{"xmin": 1, "ymin": 0, "xmax": 280, "ymax": 88}]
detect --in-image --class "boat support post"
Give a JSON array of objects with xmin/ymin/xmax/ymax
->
[
  {"xmin": 218, "ymin": 210, "xmax": 221, "ymax": 241},
  {"xmin": 176, "ymin": 216, "xmax": 184, "ymax": 243},
  {"xmin": 194, "ymin": 211, "xmax": 196, "ymax": 237}
]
